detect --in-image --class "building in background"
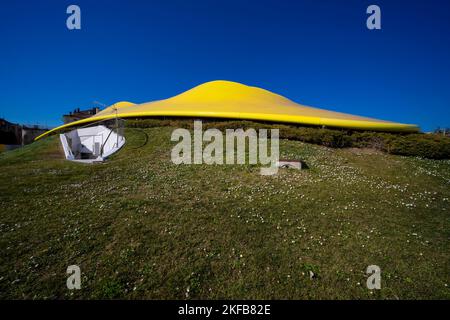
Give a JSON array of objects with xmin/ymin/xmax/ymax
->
[
  {"xmin": 0, "ymin": 118, "xmax": 49, "ymax": 151},
  {"xmin": 434, "ymin": 127, "xmax": 450, "ymax": 137},
  {"xmin": 62, "ymin": 107, "xmax": 100, "ymax": 124}
]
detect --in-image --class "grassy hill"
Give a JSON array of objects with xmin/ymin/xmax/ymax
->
[{"xmin": 0, "ymin": 126, "xmax": 449, "ymax": 299}]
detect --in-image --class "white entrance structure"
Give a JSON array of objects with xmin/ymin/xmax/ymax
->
[{"xmin": 60, "ymin": 124, "xmax": 125, "ymax": 163}]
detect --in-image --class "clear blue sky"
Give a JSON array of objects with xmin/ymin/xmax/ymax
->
[{"xmin": 1, "ymin": 0, "xmax": 449, "ymax": 131}]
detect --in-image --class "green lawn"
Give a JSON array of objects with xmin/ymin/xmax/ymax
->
[{"xmin": 0, "ymin": 126, "xmax": 449, "ymax": 299}]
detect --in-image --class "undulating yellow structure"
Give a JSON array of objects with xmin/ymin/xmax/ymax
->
[{"xmin": 36, "ymin": 80, "xmax": 418, "ymax": 140}]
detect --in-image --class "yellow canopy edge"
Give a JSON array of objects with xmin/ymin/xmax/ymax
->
[{"xmin": 35, "ymin": 80, "xmax": 419, "ymax": 141}]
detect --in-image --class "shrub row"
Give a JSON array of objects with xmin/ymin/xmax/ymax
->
[{"xmin": 125, "ymin": 118, "xmax": 450, "ymax": 159}]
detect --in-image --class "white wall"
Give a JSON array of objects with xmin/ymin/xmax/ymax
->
[{"xmin": 60, "ymin": 125, "xmax": 125, "ymax": 161}]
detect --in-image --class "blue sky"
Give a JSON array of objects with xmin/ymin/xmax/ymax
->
[{"xmin": 1, "ymin": 0, "xmax": 449, "ymax": 131}]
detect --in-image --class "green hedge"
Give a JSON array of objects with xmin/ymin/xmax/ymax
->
[{"xmin": 125, "ymin": 118, "xmax": 450, "ymax": 159}]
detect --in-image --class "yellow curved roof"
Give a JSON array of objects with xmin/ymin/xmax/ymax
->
[{"xmin": 36, "ymin": 80, "xmax": 418, "ymax": 140}]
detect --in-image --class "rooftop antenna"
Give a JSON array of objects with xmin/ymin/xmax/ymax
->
[
  {"xmin": 94, "ymin": 100, "xmax": 120, "ymax": 147},
  {"xmin": 93, "ymin": 101, "xmax": 107, "ymax": 109},
  {"xmin": 111, "ymin": 103, "xmax": 119, "ymax": 147}
]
